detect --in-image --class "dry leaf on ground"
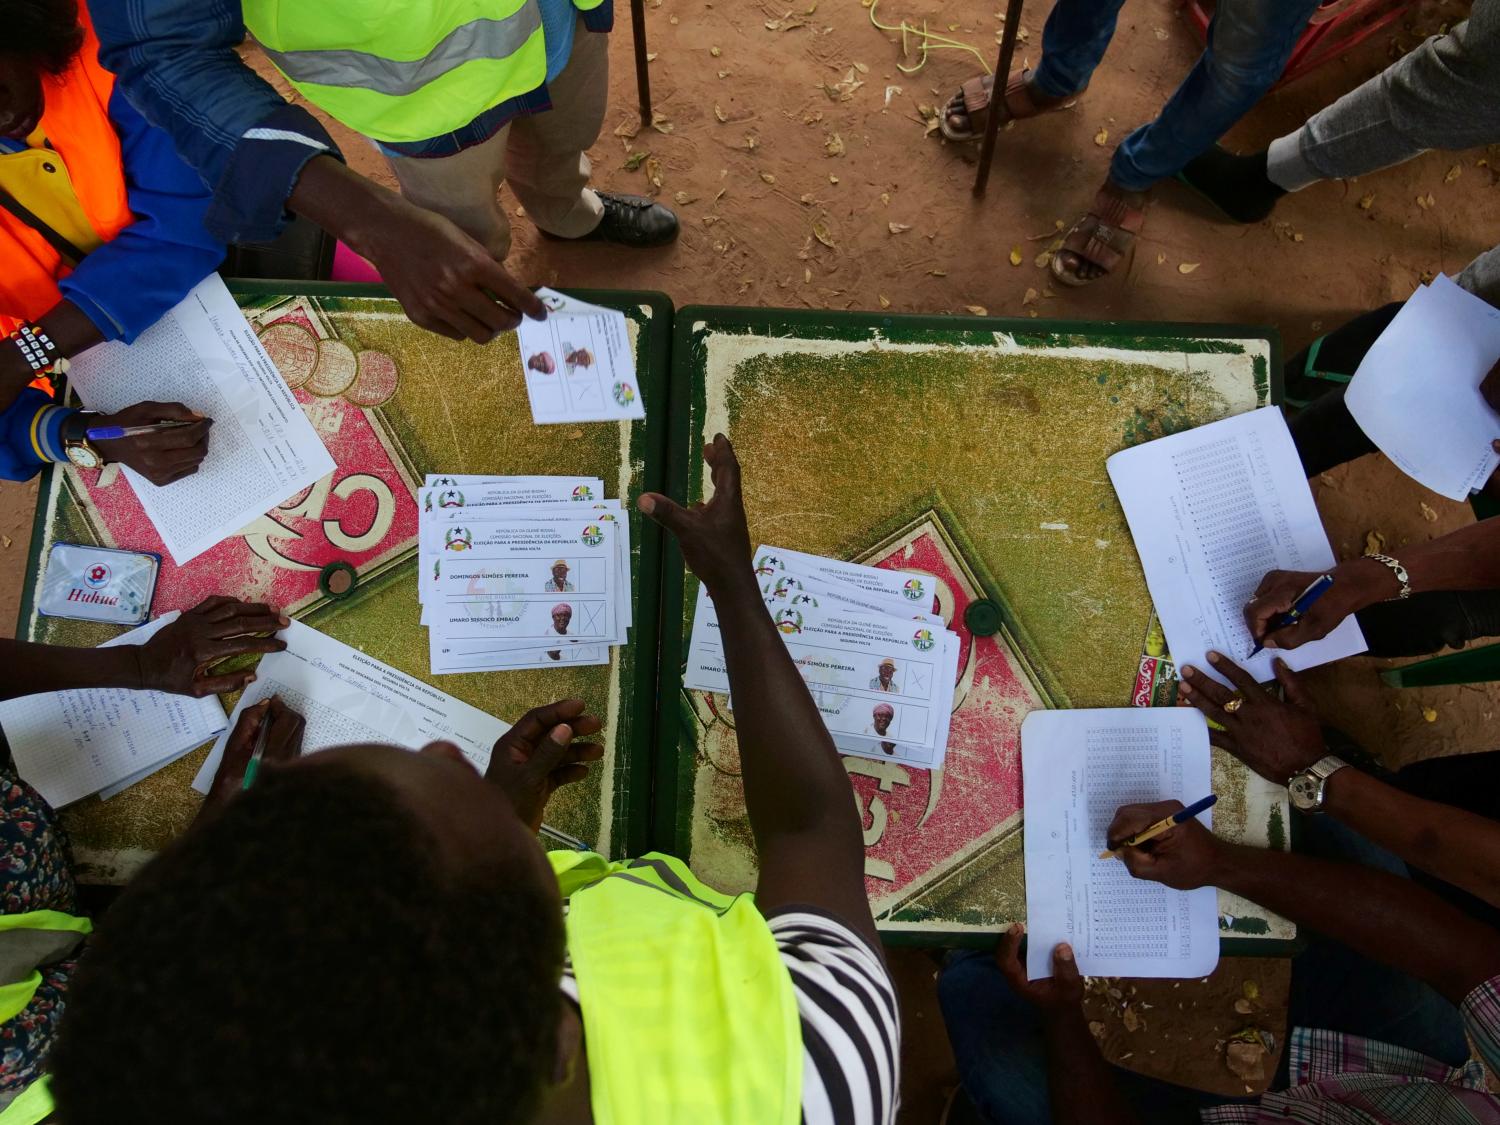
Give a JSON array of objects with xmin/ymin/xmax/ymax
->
[
  {"xmin": 965, "ymin": 304, "xmax": 988, "ymax": 315},
  {"xmin": 888, "ymin": 222, "xmax": 911, "ymax": 234},
  {"xmin": 878, "ymin": 295, "xmax": 892, "ymax": 308},
  {"xmin": 1445, "ymin": 163, "xmax": 1462, "ymax": 183},
  {"xmin": 1178, "ymin": 262, "xmax": 1200, "ymax": 274},
  {"xmin": 759, "ymin": 171, "xmax": 777, "ymax": 184},
  {"xmin": 1094, "ymin": 127, "xmax": 1109, "ymax": 146},
  {"xmin": 1009, "ymin": 246, "xmax": 1023, "ymax": 266},
  {"xmin": 812, "ymin": 217, "xmax": 837, "ymax": 248},
  {"xmin": 623, "ymin": 150, "xmax": 649, "ymax": 171},
  {"xmin": 645, "ymin": 156, "xmax": 664, "ymax": 190},
  {"xmin": 825, "ymin": 133, "xmax": 846, "ymax": 156},
  {"xmin": 713, "ymin": 104, "xmax": 728, "ymax": 123},
  {"xmin": 1358, "ymin": 192, "xmax": 1375, "ymax": 209}
]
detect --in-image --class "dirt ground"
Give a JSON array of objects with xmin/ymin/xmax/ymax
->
[{"xmin": 3, "ymin": 0, "xmax": 1498, "ymax": 1117}]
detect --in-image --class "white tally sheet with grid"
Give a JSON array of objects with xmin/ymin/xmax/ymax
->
[
  {"xmin": 1106, "ymin": 406, "xmax": 1366, "ymax": 687},
  {"xmin": 0, "ymin": 613, "xmax": 227, "ymax": 807},
  {"xmin": 66, "ymin": 275, "xmax": 335, "ymax": 564},
  {"xmin": 1020, "ymin": 708, "xmax": 1218, "ymax": 981},
  {"xmin": 191, "ymin": 620, "xmax": 508, "ymax": 793}
]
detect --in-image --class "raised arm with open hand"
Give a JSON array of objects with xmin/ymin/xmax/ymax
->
[{"xmin": 638, "ymin": 435, "xmax": 879, "ymax": 950}]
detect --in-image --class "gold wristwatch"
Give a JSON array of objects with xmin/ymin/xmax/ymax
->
[{"xmin": 61, "ymin": 411, "xmax": 104, "ymax": 471}]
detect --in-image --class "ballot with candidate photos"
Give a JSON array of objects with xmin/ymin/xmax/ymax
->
[
  {"xmin": 417, "ymin": 475, "xmax": 633, "ymax": 674},
  {"xmin": 686, "ymin": 549, "xmax": 959, "ymax": 769}
]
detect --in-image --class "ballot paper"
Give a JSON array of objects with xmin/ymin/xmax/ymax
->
[
  {"xmin": 684, "ymin": 582, "xmax": 960, "ymax": 769},
  {"xmin": 420, "ymin": 502, "xmax": 632, "ymax": 628},
  {"xmin": 1346, "ymin": 274, "xmax": 1500, "ymax": 500},
  {"xmin": 0, "ymin": 613, "xmax": 227, "ymax": 807},
  {"xmin": 760, "ymin": 566, "xmax": 943, "ymax": 628},
  {"xmin": 421, "ymin": 477, "xmax": 604, "ymax": 512},
  {"xmin": 428, "ymin": 519, "xmax": 619, "ymax": 645},
  {"xmin": 67, "ymin": 275, "xmax": 335, "ymax": 564},
  {"xmin": 755, "ymin": 545, "xmax": 939, "ymax": 619},
  {"xmin": 517, "ymin": 288, "xmax": 643, "ymax": 424},
  {"xmin": 192, "ymin": 621, "xmax": 507, "ymax": 793},
  {"xmin": 417, "ymin": 474, "xmax": 633, "ymax": 674},
  {"xmin": 1021, "ymin": 707, "xmax": 1219, "ymax": 980},
  {"xmin": 1107, "ymin": 406, "xmax": 1367, "ymax": 685}
]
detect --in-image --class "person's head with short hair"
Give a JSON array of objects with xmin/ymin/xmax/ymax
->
[
  {"xmin": 0, "ymin": 0, "xmax": 83, "ymax": 138},
  {"xmin": 551, "ymin": 560, "xmax": 570, "ymax": 587},
  {"xmin": 551, "ymin": 603, "xmax": 572, "ymax": 635},
  {"xmin": 872, "ymin": 702, "xmax": 895, "ymax": 735},
  {"xmin": 877, "ymin": 658, "xmax": 896, "ymax": 688},
  {"xmin": 50, "ymin": 744, "xmax": 570, "ymax": 1125}
]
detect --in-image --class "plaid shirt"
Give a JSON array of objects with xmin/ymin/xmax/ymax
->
[{"xmin": 1204, "ymin": 976, "xmax": 1500, "ymax": 1124}]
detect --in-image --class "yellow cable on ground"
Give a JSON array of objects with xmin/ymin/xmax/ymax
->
[{"xmin": 868, "ymin": 0, "xmax": 994, "ymax": 74}]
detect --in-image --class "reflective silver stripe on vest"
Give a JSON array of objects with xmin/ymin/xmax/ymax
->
[{"xmin": 259, "ymin": 7, "xmax": 542, "ymax": 96}]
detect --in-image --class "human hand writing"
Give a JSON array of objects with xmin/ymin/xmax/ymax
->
[
  {"xmin": 637, "ymin": 434, "xmax": 755, "ymax": 599},
  {"xmin": 1177, "ymin": 652, "xmax": 1325, "ymax": 782},
  {"xmin": 1107, "ymin": 800, "xmax": 1228, "ymax": 891},
  {"xmin": 484, "ymin": 699, "xmax": 604, "ymax": 832},
  {"xmin": 205, "ymin": 695, "xmax": 305, "ymax": 807},
  {"xmin": 137, "ymin": 596, "xmax": 288, "ymax": 697},
  {"xmin": 995, "ymin": 923, "xmax": 1084, "ymax": 1020},
  {"xmin": 360, "ymin": 196, "xmax": 547, "ymax": 343},
  {"xmin": 1243, "ymin": 558, "xmax": 1387, "ymax": 650},
  {"xmin": 90, "ymin": 402, "xmax": 212, "ymax": 486}
]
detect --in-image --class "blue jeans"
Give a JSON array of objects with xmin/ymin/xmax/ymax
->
[
  {"xmin": 1031, "ymin": 0, "xmax": 1324, "ymax": 190},
  {"xmin": 939, "ymin": 816, "xmax": 1470, "ymax": 1124}
]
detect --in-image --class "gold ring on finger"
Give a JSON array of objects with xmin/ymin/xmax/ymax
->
[{"xmin": 1223, "ymin": 696, "xmax": 1244, "ymax": 714}]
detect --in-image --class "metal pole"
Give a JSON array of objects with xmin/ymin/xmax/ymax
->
[
  {"xmin": 973, "ymin": 0, "xmax": 1027, "ymax": 197},
  {"xmin": 631, "ymin": 0, "xmax": 653, "ymax": 126}
]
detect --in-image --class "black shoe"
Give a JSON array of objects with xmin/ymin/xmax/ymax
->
[{"xmin": 542, "ymin": 192, "xmax": 679, "ymax": 247}]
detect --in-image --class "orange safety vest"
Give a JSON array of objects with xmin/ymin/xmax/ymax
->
[{"xmin": 0, "ymin": 8, "xmax": 133, "ymax": 346}]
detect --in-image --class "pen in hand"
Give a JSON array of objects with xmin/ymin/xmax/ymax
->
[
  {"xmin": 1247, "ymin": 573, "xmax": 1334, "ymax": 657},
  {"xmin": 1099, "ymin": 794, "xmax": 1217, "ymax": 860},
  {"xmin": 86, "ymin": 419, "xmax": 199, "ymax": 442}
]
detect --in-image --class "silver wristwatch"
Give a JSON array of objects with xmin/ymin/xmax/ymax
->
[{"xmin": 1288, "ymin": 754, "xmax": 1348, "ymax": 813}]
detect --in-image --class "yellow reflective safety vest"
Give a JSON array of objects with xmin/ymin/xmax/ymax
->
[
  {"xmin": 0, "ymin": 909, "xmax": 93, "ymax": 1125},
  {"xmin": 550, "ymin": 850, "xmax": 802, "ymax": 1125},
  {"xmin": 242, "ymin": 0, "xmax": 604, "ymax": 143}
]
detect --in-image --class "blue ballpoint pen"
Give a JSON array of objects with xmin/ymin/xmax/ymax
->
[
  {"xmin": 85, "ymin": 419, "xmax": 197, "ymax": 442},
  {"xmin": 1248, "ymin": 573, "xmax": 1334, "ymax": 658}
]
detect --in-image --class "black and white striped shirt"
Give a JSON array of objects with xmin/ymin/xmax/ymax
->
[{"xmin": 559, "ymin": 905, "xmax": 901, "ymax": 1124}]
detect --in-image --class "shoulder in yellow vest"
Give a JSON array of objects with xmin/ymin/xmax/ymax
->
[{"xmin": 550, "ymin": 850, "xmax": 803, "ymax": 1125}]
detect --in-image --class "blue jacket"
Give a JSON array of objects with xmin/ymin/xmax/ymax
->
[
  {"xmin": 0, "ymin": 75, "xmax": 223, "ymax": 481},
  {"xmin": 91, "ymin": 0, "xmax": 612, "ymax": 239}
]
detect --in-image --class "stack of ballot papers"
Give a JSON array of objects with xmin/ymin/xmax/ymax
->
[
  {"xmin": 417, "ymin": 475, "xmax": 632, "ymax": 674},
  {"xmin": 193, "ymin": 620, "xmax": 509, "ymax": 792},
  {"xmin": 0, "ymin": 613, "xmax": 229, "ymax": 807},
  {"xmin": 683, "ymin": 545, "xmax": 959, "ymax": 770}
]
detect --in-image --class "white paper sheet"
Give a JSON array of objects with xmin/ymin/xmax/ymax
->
[
  {"xmin": 1346, "ymin": 274, "xmax": 1500, "ymax": 500},
  {"xmin": 1021, "ymin": 707, "xmax": 1219, "ymax": 980},
  {"xmin": 517, "ymin": 288, "xmax": 643, "ymax": 423},
  {"xmin": 754, "ymin": 545, "xmax": 938, "ymax": 619},
  {"xmin": 192, "ymin": 621, "xmax": 508, "ymax": 793},
  {"xmin": 685, "ymin": 582, "xmax": 958, "ymax": 768},
  {"xmin": 67, "ymin": 275, "xmax": 336, "ymax": 564},
  {"xmin": 0, "ymin": 613, "xmax": 227, "ymax": 807},
  {"xmin": 1106, "ymin": 406, "xmax": 1366, "ymax": 685}
]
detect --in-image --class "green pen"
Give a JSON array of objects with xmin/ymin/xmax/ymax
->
[{"xmin": 241, "ymin": 708, "xmax": 272, "ymax": 790}]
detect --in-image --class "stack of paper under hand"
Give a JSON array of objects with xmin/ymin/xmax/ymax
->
[
  {"xmin": 417, "ymin": 475, "xmax": 632, "ymax": 673},
  {"xmin": 683, "ymin": 545, "xmax": 959, "ymax": 770},
  {"xmin": 0, "ymin": 613, "xmax": 229, "ymax": 807}
]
